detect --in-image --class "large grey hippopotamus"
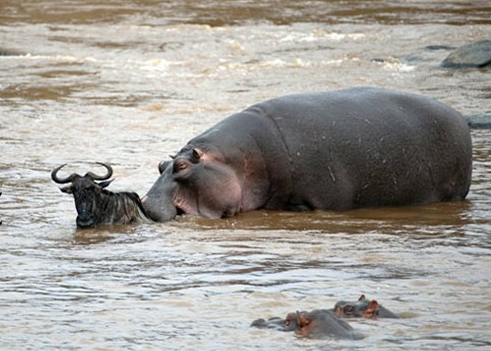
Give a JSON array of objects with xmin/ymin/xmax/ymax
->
[{"xmin": 142, "ymin": 87, "xmax": 472, "ymax": 222}]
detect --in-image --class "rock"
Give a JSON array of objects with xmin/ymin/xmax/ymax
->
[
  {"xmin": 425, "ymin": 45, "xmax": 455, "ymax": 51},
  {"xmin": 441, "ymin": 40, "xmax": 491, "ymax": 68},
  {"xmin": 465, "ymin": 112, "xmax": 491, "ymax": 129}
]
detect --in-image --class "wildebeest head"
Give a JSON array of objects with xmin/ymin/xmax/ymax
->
[{"xmin": 51, "ymin": 163, "xmax": 113, "ymax": 228}]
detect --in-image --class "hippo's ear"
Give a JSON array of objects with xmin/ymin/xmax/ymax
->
[
  {"xmin": 191, "ymin": 148, "xmax": 203, "ymax": 162},
  {"xmin": 60, "ymin": 185, "xmax": 73, "ymax": 194},
  {"xmin": 358, "ymin": 294, "xmax": 366, "ymax": 301},
  {"xmin": 98, "ymin": 179, "xmax": 114, "ymax": 188}
]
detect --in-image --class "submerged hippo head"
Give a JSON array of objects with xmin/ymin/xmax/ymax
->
[
  {"xmin": 293, "ymin": 310, "xmax": 358, "ymax": 339},
  {"xmin": 334, "ymin": 294, "xmax": 399, "ymax": 319},
  {"xmin": 142, "ymin": 147, "xmax": 242, "ymax": 222},
  {"xmin": 251, "ymin": 310, "xmax": 359, "ymax": 339}
]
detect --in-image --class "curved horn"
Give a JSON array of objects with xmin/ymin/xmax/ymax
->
[
  {"xmin": 51, "ymin": 164, "xmax": 77, "ymax": 184},
  {"xmin": 86, "ymin": 162, "xmax": 113, "ymax": 181}
]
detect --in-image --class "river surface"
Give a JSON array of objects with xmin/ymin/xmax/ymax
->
[{"xmin": 1, "ymin": 1, "xmax": 491, "ymax": 350}]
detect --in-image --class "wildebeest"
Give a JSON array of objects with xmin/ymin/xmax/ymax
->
[{"xmin": 51, "ymin": 163, "xmax": 149, "ymax": 228}]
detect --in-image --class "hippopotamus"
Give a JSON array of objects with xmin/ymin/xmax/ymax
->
[
  {"xmin": 142, "ymin": 87, "xmax": 472, "ymax": 222},
  {"xmin": 251, "ymin": 309, "xmax": 361, "ymax": 339},
  {"xmin": 334, "ymin": 294, "xmax": 399, "ymax": 319}
]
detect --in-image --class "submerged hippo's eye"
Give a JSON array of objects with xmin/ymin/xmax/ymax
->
[{"xmin": 343, "ymin": 305, "xmax": 355, "ymax": 315}]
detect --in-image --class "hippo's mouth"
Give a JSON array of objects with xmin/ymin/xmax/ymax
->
[
  {"xmin": 174, "ymin": 199, "xmax": 198, "ymax": 217},
  {"xmin": 175, "ymin": 205, "xmax": 185, "ymax": 216},
  {"xmin": 141, "ymin": 195, "xmax": 187, "ymax": 222}
]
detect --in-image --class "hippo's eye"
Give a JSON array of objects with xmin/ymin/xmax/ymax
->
[
  {"xmin": 284, "ymin": 318, "xmax": 291, "ymax": 326},
  {"xmin": 173, "ymin": 159, "xmax": 189, "ymax": 173},
  {"xmin": 343, "ymin": 305, "xmax": 355, "ymax": 315}
]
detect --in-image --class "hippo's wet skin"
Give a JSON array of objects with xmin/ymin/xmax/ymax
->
[
  {"xmin": 143, "ymin": 87, "xmax": 472, "ymax": 222},
  {"xmin": 251, "ymin": 309, "xmax": 361, "ymax": 339},
  {"xmin": 334, "ymin": 294, "xmax": 400, "ymax": 319}
]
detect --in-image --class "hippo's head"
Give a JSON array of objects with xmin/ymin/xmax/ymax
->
[
  {"xmin": 292, "ymin": 310, "xmax": 356, "ymax": 339},
  {"xmin": 334, "ymin": 294, "xmax": 379, "ymax": 319},
  {"xmin": 142, "ymin": 147, "xmax": 242, "ymax": 222}
]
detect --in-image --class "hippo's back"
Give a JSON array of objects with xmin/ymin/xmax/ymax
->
[{"xmin": 250, "ymin": 87, "xmax": 472, "ymax": 210}]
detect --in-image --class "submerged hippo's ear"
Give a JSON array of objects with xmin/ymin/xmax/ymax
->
[
  {"xmin": 60, "ymin": 185, "xmax": 73, "ymax": 194},
  {"xmin": 98, "ymin": 179, "xmax": 114, "ymax": 188},
  {"xmin": 358, "ymin": 294, "xmax": 366, "ymax": 301}
]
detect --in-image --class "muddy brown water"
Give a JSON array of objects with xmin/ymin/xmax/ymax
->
[{"xmin": 1, "ymin": 1, "xmax": 491, "ymax": 350}]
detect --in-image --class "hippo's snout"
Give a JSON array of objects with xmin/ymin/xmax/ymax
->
[{"xmin": 141, "ymin": 194, "xmax": 177, "ymax": 222}]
